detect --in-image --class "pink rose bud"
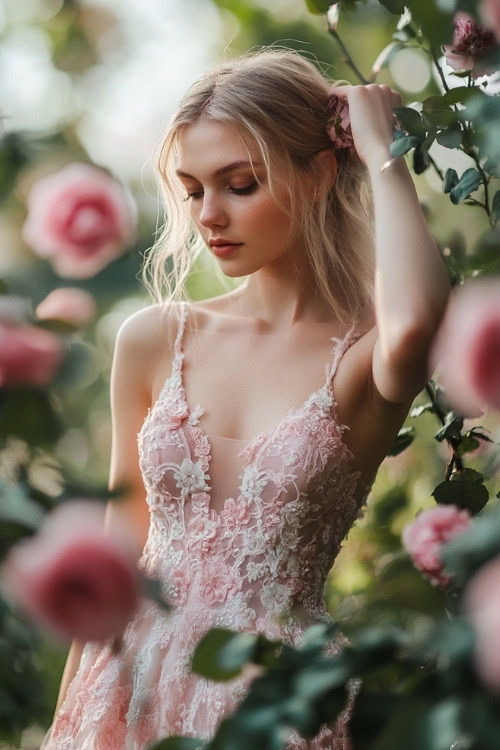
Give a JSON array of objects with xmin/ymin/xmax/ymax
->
[
  {"xmin": 0, "ymin": 321, "xmax": 64, "ymax": 387},
  {"xmin": 442, "ymin": 11, "xmax": 497, "ymax": 79},
  {"xmin": 429, "ymin": 277, "xmax": 500, "ymax": 417},
  {"xmin": 0, "ymin": 500, "xmax": 139, "ymax": 643},
  {"xmin": 480, "ymin": 0, "xmax": 500, "ymax": 42},
  {"xmin": 36, "ymin": 288, "xmax": 97, "ymax": 328},
  {"xmin": 21, "ymin": 162, "xmax": 137, "ymax": 279},
  {"xmin": 464, "ymin": 555, "xmax": 500, "ymax": 692},
  {"xmin": 402, "ymin": 504, "xmax": 472, "ymax": 588}
]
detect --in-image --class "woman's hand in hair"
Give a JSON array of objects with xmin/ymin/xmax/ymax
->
[{"xmin": 327, "ymin": 84, "xmax": 403, "ymax": 173}]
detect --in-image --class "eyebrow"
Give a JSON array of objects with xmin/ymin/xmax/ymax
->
[{"xmin": 175, "ymin": 160, "xmax": 262, "ymax": 179}]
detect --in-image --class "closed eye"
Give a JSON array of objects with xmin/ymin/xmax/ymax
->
[{"xmin": 183, "ymin": 183, "xmax": 258, "ymax": 201}]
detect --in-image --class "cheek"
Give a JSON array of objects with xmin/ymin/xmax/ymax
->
[{"xmin": 241, "ymin": 193, "xmax": 291, "ymax": 237}]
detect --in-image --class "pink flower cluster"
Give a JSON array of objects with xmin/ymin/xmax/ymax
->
[
  {"xmin": 0, "ymin": 318, "xmax": 64, "ymax": 388},
  {"xmin": 442, "ymin": 11, "xmax": 497, "ymax": 79},
  {"xmin": 1, "ymin": 501, "xmax": 139, "ymax": 642},
  {"xmin": 429, "ymin": 277, "xmax": 500, "ymax": 418},
  {"xmin": 22, "ymin": 162, "xmax": 137, "ymax": 279},
  {"xmin": 402, "ymin": 504, "xmax": 472, "ymax": 588}
]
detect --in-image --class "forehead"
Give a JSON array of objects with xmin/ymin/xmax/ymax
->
[{"xmin": 175, "ymin": 119, "xmax": 262, "ymax": 177}]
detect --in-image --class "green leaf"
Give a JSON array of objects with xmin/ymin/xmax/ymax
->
[
  {"xmin": 147, "ymin": 739, "xmax": 206, "ymax": 750},
  {"xmin": 422, "ymin": 96, "xmax": 457, "ymax": 128},
  {"xmin": 456, "ymin": 435, "xmax": 480, "ymax": 455},
  {"xmin": 393, "ymin": 107, "xmax": 427, "ymax": 138},
  {"xmin": 0, "ymin": 388, "xmax": 64, "ymax": 446},
  {"xmin": 388, "ymin": 426, "xmax": 415, "ymax": 456},
  {"xmin": 432, "ymin": 478, "xmax": 489, "ymax": 515},
  {"xmin": 492, "ymin": 189, "xmax": 500, "ymax": 225},
  {"xmin": 443, "ymin": 168, "xmax": 459, "ymax": 193},
  {"xmin": 413, "ymin": 144, "xmax": 429, "ymax": 174},
  {"xmin": 436, "ymin": 125, "xmax": 462, "ymax": 149},
  {"xmin": 191, "ymin": 628, "xmax": 251, "ymax": 681},
  {"xmin": 378, "ymin": 0, "xmax": 407, "ymax": 13},
  {"xmin": 304, "ymin": 0, "xmax": 330, "ymax": 13},
  {"xmin": 450, "ymin": 168, "xmax": 482, "ymax": 204},
  {"xmin": 434, "ymin": 410, "xmax": 463, "ymax": 442},
  {"xmin": 389, "ymin": 135, "xmax": 420, "ymax": 157},
  {"xmin": 443, "ymin": 86, "xmax": 481, "ymax": 105}
]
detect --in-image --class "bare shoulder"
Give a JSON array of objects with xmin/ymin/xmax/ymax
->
[{"xmin": 113, "ymin": 302, "xmax": 185, "ymax": 403}]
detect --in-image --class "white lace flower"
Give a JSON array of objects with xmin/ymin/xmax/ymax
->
[
  {"xmin": 240, "ymin": 465, "xmax": 268, "ymax": 501},
  {"xmin": 260, "ymin": 581, "xmax": 292, "ymax": 615},
  {"xmin": 246, "ymin": 561, "xmax": 265, "ymax": 582},
  {"xmin": 244, "ymin": 530, "xmax": 267, "ymax": 556},
  {"xmin": 173, "ymin": 458, "xmax": 208, "ymax": 497}
]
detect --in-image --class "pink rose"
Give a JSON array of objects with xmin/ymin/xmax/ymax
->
[
  {"xmin": 402, "ymin": 504, "xmax": 472, "ymax": 588},
  {"xmin": 21, "ymin": 162, "xmax": 137, "ymax": 279},
  {"xmin": 0, "ymin": 500, "xmax": 139, "ymax": 642},
  {"xmin": 36, "ymin": 288, "xmax": 97, "ymax": 327},
  {"xmin": 0, "ymin": 321, "xmax": 64, "ymax": 387},
  {"xmin": 464, "ymin": 555, "xmax": 500, "ymax": 692},
  {"xmin": 480, "ymin": 0, "xmax": 500, "ymax": 42},
  {"xmin": 429, "ymin": 278, "xmax": 500, "ymax": 417},
  {"xmin": 326, "ymin": 93, "xmax": 355, "ymax": 151},
  {"xmin": 442, "ymin": 12, "xmax": 497, "ymax": 79}
]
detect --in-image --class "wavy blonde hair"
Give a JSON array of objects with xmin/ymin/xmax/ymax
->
[{"xmin": 143, "ymin": 47, "xmax": 375, "ymax": 330}]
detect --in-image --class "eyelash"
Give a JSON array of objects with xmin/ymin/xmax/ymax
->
[{"xmin": 182, "ymin": 183, "xmax": 258, "ymax": 201}]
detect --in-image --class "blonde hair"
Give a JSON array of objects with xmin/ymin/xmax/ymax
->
[{"xmin": 143, "ymin": 47, "xmax": 375, "ymax": 330}]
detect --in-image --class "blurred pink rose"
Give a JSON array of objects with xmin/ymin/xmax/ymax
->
[
  {"xmin": 429, "ymin": 278, "xmax": 500, "ymax": 417},
  {"xmin": 402, "ymin": 504, "xmax": 472, "ymax": 587},
  {"xmin": 464, "ymin": 555, "xmax": 500, "ymax": 692},
  {"xmin": 21, "ymin": 162, "xmax": 137, "ymax": 279},
  {"xmin": 442, "ymin": 11, "xmax": 497, "ymax": 79},
  {"xmin": 0, "ymin": 500, "xmax": 139, "ymax": 642},
  {"xmin": 0, "ymin": 321, "xmax": 64, "ymax": 387},
  {"xmin": 480, "ymin": 0, "xmax": 500, "ymax": 42},
  {"xmin": 36, "ymin": 288, "xmax": 97, "ymax": 327}
]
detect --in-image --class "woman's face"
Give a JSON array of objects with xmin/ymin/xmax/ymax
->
[{"xmin": 175, "ymin": 119, "xmax": 296, "ymax": 277}]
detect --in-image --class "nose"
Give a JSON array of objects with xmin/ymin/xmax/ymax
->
[{"xmin": 198, "ymin": 191, "xmax": 228, "ymax": 229}]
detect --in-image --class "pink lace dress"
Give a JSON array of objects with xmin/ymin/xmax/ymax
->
[{"xmin": 42, "ymin": 301, "xmax": 373, "ymax": 750}]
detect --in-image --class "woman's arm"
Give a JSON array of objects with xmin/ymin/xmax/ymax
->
[
  {"xmin": 53, "ymin": 639, "xmax": 86, "ymax": 716},
  {"xmin": 367, "ymin": 147, "xmax": 452, "ymax": 405}
]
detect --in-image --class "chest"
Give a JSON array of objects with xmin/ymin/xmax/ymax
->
[{"xmin": 158, "ymin": 329, "xmax": 344, "ymax": 443}]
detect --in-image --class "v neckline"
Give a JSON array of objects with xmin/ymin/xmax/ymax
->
[{"xmin": 174, "ymin": 301, "xmax": 358, "ymax": 451}]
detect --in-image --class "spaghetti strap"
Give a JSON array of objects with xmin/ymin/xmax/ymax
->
[
  {"xmin": 324, "ymin": 319, "xmax": 360, "ymax": 388},
  {"xmin": 171, "ymin": 301, "xmax": 188, "ymax": 379}
]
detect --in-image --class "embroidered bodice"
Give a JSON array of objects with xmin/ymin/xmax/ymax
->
[
  {"xmin": 42, "ymin": 301, "xmax": 373, "ymax": 750},
  {"xmin": 137, "ymin": 301, "xmax": 371, "ymax": 625}
]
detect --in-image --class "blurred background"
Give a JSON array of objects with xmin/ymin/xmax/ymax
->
[{"xmin": 1, "ymin": 0, "xmax": 499, "ymax": 746}]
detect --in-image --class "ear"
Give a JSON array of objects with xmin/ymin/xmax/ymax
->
[{"xmin": 315, "ymin": 148, "xmax": 337, "ymax": 192}]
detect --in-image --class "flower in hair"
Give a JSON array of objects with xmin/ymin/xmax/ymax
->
[{"xmin": 325, "ymin": 94, "xmax": 355, "ymax": 151}]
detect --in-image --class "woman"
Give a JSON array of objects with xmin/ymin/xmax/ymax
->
[{"xmin": 43, "ymin": 48, "xmax": 450, "ymax": 749}]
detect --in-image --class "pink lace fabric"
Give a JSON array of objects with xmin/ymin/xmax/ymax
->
[{"xmin": 42, "ymin": 301, "xmax": 373, "ymax": 750}]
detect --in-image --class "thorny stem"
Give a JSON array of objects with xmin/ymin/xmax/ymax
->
[{"xmin": 425, "ymin": 382, "xmax": 464, "ymax": 480}]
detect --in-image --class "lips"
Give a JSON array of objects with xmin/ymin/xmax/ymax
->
[{"xmin": 210, "ymin": 243, "xmax": 242, "ymax": 258}]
